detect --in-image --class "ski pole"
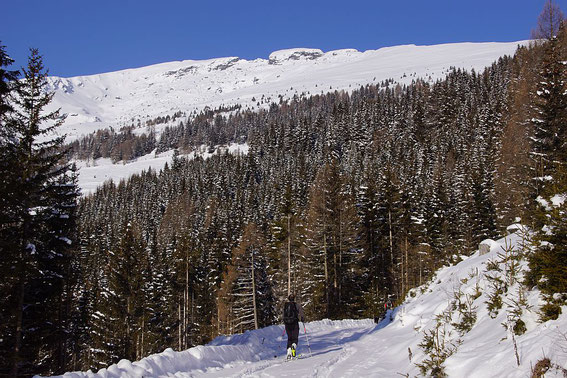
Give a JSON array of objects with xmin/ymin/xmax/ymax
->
[{"xmin": 302, "ymin": 322, "xmax": 312, "ymax": 357}]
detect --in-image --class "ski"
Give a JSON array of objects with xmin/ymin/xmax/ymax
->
[{"xmin": 284, "ymin": 354, "xmax": 303, "ymax": 362}]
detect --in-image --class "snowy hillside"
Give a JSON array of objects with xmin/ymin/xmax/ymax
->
[
  {"xmin": 76, "ymin": 143, "xmax": 249, "ymax": 195},
  {"xmin": 48, "ymin": 41, "xmax": 527, "ymax": 194},
  {"xmin": 48, "ymin": 228, "xmax": 567, "ymax": 378},
  {"xmin": 47, "ymin": 41, "xmax": 526, "ymax": 143}
]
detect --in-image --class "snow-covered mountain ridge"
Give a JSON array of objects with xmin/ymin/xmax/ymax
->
[
  {"xmin": 47, "ymin": 228, "xmax": 567, "ymax": 377},
  {"xmin": 46, "ymin": 41, "xmax": 527, "ymax": 143}
]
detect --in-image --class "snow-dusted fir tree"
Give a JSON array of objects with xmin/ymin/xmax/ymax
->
[
  {"xmin": 107, "ymin": 222, "xmax": 146, "ymax": 362},
  {"xmin": 0, "ymin": 47, "xmax": 79, "ymax": 376},
  {"xmin": 0, "ymin": 42, "xmax": 18, "ymax": 126},
  {"xmin": 527, "ymin": 1, "xmax": 567, "ymax": 321},
  {"xmin": 530, "ymin": 9, "xmax": 566, "ymax": 198},
  {"xmin": 0, "ymin": 41, "xmax": 20, "ymax": 377}
]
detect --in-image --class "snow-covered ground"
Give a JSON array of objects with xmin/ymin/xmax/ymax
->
[{"xmin": 48, "ymin": 228, "xmax": 567, "ymax": 377}]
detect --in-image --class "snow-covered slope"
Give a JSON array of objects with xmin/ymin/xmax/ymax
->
[
  {"xmin": 48, "ymin": 228, "xmax": 567, "ymax": 378},
  {"xmin": 76, "ymin": 143, "xmax": 249, "ymax": 195},
  {"xmin": 49, "ymin": 41, "xmax": 527, "ymax": 194},
  {"xmin": 47, "ymin": 41, "xmax": 526, "ymax": 143}
]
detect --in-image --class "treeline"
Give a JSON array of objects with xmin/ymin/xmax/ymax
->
[
  {"xmin": 69, "ymin": 126, "xmax": 157, "ymax": 162},
  {"xmin": 66, "ymin": 77, "xmax": 419, "ymax": 165},
  {"xmin": 67, "ymin": 105, "xmax": 248, "ymax": 162},
  {"xmin": 67, "ymin": 79, "xmax": 410, "ymax": 164}
]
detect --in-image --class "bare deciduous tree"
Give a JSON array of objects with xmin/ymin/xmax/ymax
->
[{"xmin": 532, "ymin": 0, "xmax": 565, "ymax": 40}]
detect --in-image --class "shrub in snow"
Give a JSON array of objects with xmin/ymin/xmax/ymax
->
[
  {"xmin": 451, "ymin": 287, "xmax": 478, "ymax": 336},
  {"xmin": 513, "ymin": 318, "xmax": 527, "ymax": 336},
  {"xmin": 540, "ymin": 301, "xmax": 562, "ymax": 321},
  {"xmin": 485, "ymin": 271, "xmax": 505, "ymax": 318},
  {"xmin": 416, "ymin": 308, "xmax": 461, "ymax": 377},
  {"xmin": 531, "ymin": 358, "xmax": 551, "ymax": 377},
  {"xmin": 485, "ymin": 258, "xmax": 501, "ymax": 272},
  {"xmin": 530, "ymin": 357, "xmax": 567, "ymax": 377},
  {"xmin": 505, "ymin": 286, "xmax": 530, "ymax": 337}
]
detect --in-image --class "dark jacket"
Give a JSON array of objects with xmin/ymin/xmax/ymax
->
[{"xmin": 284, "ymin": 301, "xmax": 305, "ymax": 323}]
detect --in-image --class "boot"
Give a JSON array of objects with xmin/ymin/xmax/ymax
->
[
  {"xmin": 291, "ymin": 343, "xmax": 297, "ymax": 357},
  {"xmin": 286, "ymin": 347, "xmax": 292, "ymax": 359}
]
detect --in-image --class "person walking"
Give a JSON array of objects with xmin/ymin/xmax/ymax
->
[{"xmin": 283, "ymin": 294, "xmax": 304, "ymax": 359}]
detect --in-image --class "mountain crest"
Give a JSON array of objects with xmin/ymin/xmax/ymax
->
[{"xmin": 268, "ymin": 48, "xmax": 324, "ymax": 64}]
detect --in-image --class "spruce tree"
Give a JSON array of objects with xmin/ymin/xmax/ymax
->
[
  {"xmin": 0, "ymin": 42, "xmax": 18, "ymax": 125},
  {"xmin": 0, "ymin": 41, "xmax": 20, "ymax": 377},
  {"xmin": 303, "ymin": 160, "xmax": 359, "ymax": 318},
  {"xmin": 0, "ymin": 47, "xmax": 77, "ymax": 376},
  {"xmin": 526, "ymin": 13, "xmax": 567, "ymax": 319}
]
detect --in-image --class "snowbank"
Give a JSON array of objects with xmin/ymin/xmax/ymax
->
[{"xmin": 478, "ymin": 238, "xmax": 500, "ymax": 255}]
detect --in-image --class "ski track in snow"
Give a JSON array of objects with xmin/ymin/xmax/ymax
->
[{"xmin": 189, "ymin": 320, "xmax": 379, "ymax": 378}]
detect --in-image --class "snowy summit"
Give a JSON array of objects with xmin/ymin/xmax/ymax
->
[
  {"xmin": 46, "ymin": 41, "xmax": 526, "ymax": 143},
  {"xmin": 268, "ymin": 48, "xmax": 324, "ymax": 64}
]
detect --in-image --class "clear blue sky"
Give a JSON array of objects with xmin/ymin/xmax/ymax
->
[{"xmin": 1, "ymin": 0, "xmax": 562, "ymax": 77}]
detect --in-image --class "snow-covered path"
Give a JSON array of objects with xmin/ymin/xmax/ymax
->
[
  {"xmin": 196, "ymin": 319, "xmax": 384, "ymax": 378},
  {"xmin": 53, "ymin": 319, "xmax": 394, "ymax": 378},
  {"xmin": 50, "ymin": 229, "xmax": 567, "ymax": 378}
]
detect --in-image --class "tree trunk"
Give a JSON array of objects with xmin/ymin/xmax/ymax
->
[
  {"xmin": 388, "ymin": 210, "xmax": 394, "ymax": 267},
  {"xmin": 12, "ymin": 278, "xmax": 24, "ymax": 378},
  {"xmin": 191, "ymin": 290, "xmax": 194, "ymax": 346},
  {"xmin": 57, "ymin": 285, "xmax": 66, "ymax": 374},
  {"xmin": 13, "ymin": 226, "xmax": 29, "ymax": 378},
  {"xmin": 178, "ymin": 300, "xmax": 181, "ymax": 349},
  {"xmin": 127, "ymin": 296, "xmax": 131, "ymax": 358},
  {"xmin": 141, "ymin": 317, "xmax": 144, "ymax": 359},
  {"xmin": 405, "ymin": 237, "xmax": 409, "ymax": 293},
  {"xmin": 388, "ymin": 209, "xmax": 394, "ymax": 297},
  {"xmin": 251, "ymin": 251, "xmax": 258, "ymax": 330},
  {"xmin": 185, "ymin": 251, "xmax": 189, "ymax": 349},
  {"xmin": 287, "ymin": 214, "xmax": 291, "ymax": 296},
  {"xmin": 339, "ymin": 209, "xmax": 342, "ymax": 306},
  {"xmin": 419, "ymin": 251, "xmax": 423, "ymax": 286},
  {"xmin": 401, "ymin": 241, "xmax": 405, "ymax": 296},
  {"xmin": 324, "ymin": 233, "xmax": 329, "ymax": 317}
]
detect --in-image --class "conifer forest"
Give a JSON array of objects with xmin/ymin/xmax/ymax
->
[{"xmin": 1, "ymin": 8, "xmax": 567, "ymax": 377}]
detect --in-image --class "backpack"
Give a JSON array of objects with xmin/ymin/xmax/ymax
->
[{"xmin": 283, "ymin": 301, "xmax": 298, "ymax": 324}]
